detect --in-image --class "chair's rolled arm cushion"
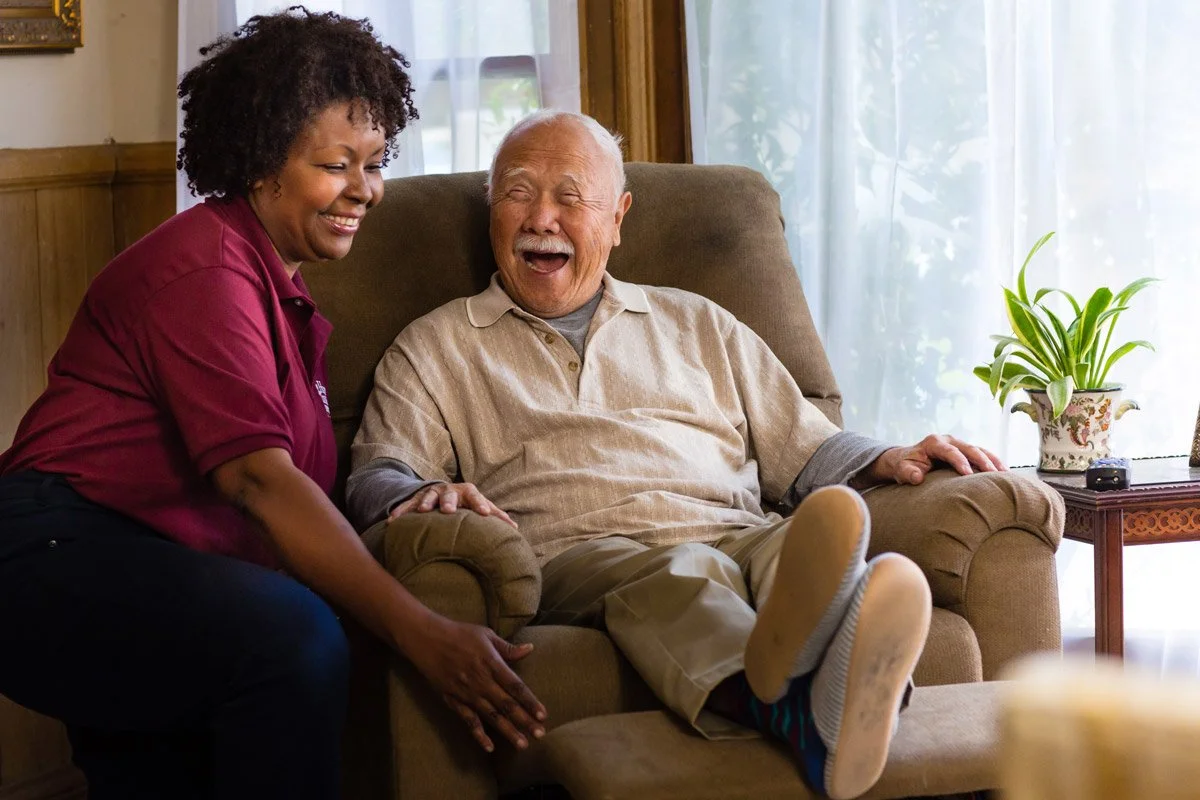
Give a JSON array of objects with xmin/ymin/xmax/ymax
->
[
  {"xmin": 362, "ymin": 510, "xmax": 542, "ymax": 638},
  {"xmin": 862, "ymin": 469, "xmax": 1065, "ymax": 609}
]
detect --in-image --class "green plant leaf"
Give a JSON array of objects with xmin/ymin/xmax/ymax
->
[
  {"xmin": 1007, "ymin": 292, "xmax": 1070, "ymax": 375},
  {"xmin": 991, "ymin": 335, "xmax": 1021, "ymax": 357},
  {"xmin": 1046, "ymin": 375, "xmax": 1075, "ymax": 420},
  {"xmin": 1040, "ymin": 304, "xmax": 1076, "ymax": 373},
  {"xmin": 1009, "ymin": 350, "xmax": 1055, "ymax": 382},
  {"xmin": 1016, "ymin": 231, "xmax": 1056, "ymax": 305},
  {"xmin": 1097, "ymin": 340, "xmax": 1156, "ymax": 386},
  {"xmin": 998, "ymin": 371, "xmax": 1048, "ymax": 406},
  {"xmin": 1033, "ymin": 287, "xmax": 1082, "ymax": 317},
  {"xmin": 976, "ymin": 360, "xmax": 1042, "ymax": 397},
  {"xmin": 1074, "ymin": 287, "xmax": 1114, "ymax": 361},
  {"xmin": 1093, "ymin": 306, "xmax": 1130, "ymax": 326},
  {"xmin": 1087, "ymin": 305, "xmax": 1130, "ymax": 386},
  {"xmin": 989, "ymin": 235, "xmax": 1156, "ymax": 403},
  {"xmin": 1113, "ymin": 277, "xmax": 1160, "ymax": 308},
  {"xmin": 1004, "ymin": 289, "xmax": 1052, "ymax": 362},
  {"xmin": 987, "ymin": 343, "xmax": 1027, "ymax": 395},
  {"xmin": 1073, "ymin": 360, "xmax": 1090, "ymax": 388}
]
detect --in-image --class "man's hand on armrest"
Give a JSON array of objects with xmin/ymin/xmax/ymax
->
[
  {"xmin": 851, "ymin": 433, "xmax": 1007, "ymax": 489},
  {"xmin": 391, "ymin": 482, "xmax": 517, "ymax": 528},
  {"xmin": 348, "ymin": 458, "xmax": 517, "ymax": 529},
  {"xmin": 346, "ymin": 457, "xmax": 436, "ymax": 529}
]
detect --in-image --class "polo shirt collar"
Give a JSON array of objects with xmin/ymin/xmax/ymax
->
[
  {"xmin": 467, "ymin": 272, "xmax": 650, "ymax": 328},
  {"xmin": 207, "ymin": 195, "xmax": 315, "ymax": 306}
]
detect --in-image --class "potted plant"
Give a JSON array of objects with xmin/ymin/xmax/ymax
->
[{"xmin": 975, "ymin": 231, "xmax": 1158, "ymax": 472}]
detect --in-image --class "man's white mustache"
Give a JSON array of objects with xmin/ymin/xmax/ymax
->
[{"xmin": 515, "ymin": 234, "xmax": 574, "ymax": 255}]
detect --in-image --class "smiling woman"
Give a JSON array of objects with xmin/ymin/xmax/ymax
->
[
  {"xmin": 0, "ymin": 7, "xmax": 543, "ymax": 799},
  {"xmin": 247, "ymin": 102, "xmax": 387, "ymax": 271}
]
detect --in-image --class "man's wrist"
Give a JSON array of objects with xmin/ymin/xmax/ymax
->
[{"xmin": 851, "ymin": 447, "xmax": 900, "ymax": 488}]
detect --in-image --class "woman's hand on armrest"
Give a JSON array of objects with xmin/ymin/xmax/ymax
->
[
  {"xmin": 210, "ymin": 447, "xmax": 544, "ymax": 749},
  {"xmin": 408, "ymin": 614, "xmax": 545, "ymax": 752}
]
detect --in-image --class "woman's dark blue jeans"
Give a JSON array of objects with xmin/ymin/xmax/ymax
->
[{"xmin": 0, "ymin": 471, "xmax": 349, "ymax": 799}]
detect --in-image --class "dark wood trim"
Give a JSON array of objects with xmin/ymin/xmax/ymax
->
[
  {"xmin": 0, "ymin": 143, "xmax": 176, "ymax": 193},
  {"xmin": 650, "ymin": 0, "xmax": 689, "ymax": 164},
  {"xmin": 578, "ymin": 0, "xmax": 689, "ymax": 163},
  {"xmin": 0, "ymin": 147, "xmax": 115, "ymax": 192},
  {"xmin": 579, "ymin": 0, "xmax": 618, "ymax": 134},
  {"xmin": 612, "ymin": 0, "xmax": 654, "ymax": 161},
  {"xmin": 113, "ymin": 142, "xmax": 177, "ymax": 185}
]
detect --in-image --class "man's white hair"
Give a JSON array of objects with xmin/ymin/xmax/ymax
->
[{"xmin": 486, "ymin": 110, "xmax": 626, "ymax": 205}]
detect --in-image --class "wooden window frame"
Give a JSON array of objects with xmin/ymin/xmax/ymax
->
[{"xmin": 578, "ymin": 0, "xmax": 690, "ymax": 163}]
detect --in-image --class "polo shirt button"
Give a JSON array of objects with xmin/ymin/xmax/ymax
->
[
  {"xmin": 568, "ymin": 361, "xmax": 578, "ymax": 372},
  {"xmin": 48, "ymin": 539, "xmax": 58, "ymax": 549},
  {"xmin": 544, "ymin": 333, "xmax": 554, "ymax": 344},
  {"xmin": 293, "ymin": 298, "xmax": 304, "ymax": 307}
]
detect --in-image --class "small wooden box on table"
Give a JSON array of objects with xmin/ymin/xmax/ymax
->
[{"xmin": 1023, "ymin": 457, "xmax": 1200, "ymax": 658}]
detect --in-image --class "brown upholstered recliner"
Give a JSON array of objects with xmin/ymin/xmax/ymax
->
[{"xmin": 304, "ymin": 164, "xmax": 1065, "ymax": 800}]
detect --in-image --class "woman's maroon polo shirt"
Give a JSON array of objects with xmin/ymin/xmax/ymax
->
[{"xmin": 0, "ymin": 196, "xmax": 337, "ymax": 568}]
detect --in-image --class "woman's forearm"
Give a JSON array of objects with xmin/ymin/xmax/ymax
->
[{"xmin": 211, "ymin": 447, "xmax": 434, "ymax": 656}]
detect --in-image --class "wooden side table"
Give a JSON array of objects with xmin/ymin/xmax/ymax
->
[{"xmin": 1022, "ymin": 457, "xmax": 1200, "ymax": 658}]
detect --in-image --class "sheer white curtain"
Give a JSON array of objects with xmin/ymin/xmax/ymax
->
[
  {"xmin": 686, "ymin": 0, "xmax": 1200, "ymax": 674},
  {"xmin": 177, "ymin": 0, "xmax": 580, "ymax": 209},
  {"xmin": 177, "ymin": 0, "xmax": 238, "ymax": 210}
]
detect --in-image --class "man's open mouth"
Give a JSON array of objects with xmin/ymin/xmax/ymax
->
[{"xmin": 522, "ymin": 252, "xmax": 570, "ymax": 273}]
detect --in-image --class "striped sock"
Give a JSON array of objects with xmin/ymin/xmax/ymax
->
[{"xmin": 707, "ymin": 671, "xmax": 828, "ymax": 796}]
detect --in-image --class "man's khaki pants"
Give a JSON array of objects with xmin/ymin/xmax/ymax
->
[{"xmin": 534, "ymin": 516, "xmax": 795, "ymax": 736}]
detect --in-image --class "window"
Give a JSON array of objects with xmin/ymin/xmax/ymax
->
[{"xmin": 230, "ymin": 0, "xmax": 580, "ymax": 176}]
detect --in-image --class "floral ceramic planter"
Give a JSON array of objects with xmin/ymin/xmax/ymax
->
[{"xmin": 1011, "ymin": 388, "xmax": 1139, "ymax": 473}]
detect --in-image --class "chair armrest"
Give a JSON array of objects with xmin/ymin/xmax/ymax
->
[
  {"xmin": 354, "ymin": 511, "xmax": 543, "ymax": 800},
  {"xmin": 363, "ymin": 509, "xmax": 541, "ymax": 638},
  {"xmin": 862, "ymin": 470, "xmax": 1065, "ymax": 679}
]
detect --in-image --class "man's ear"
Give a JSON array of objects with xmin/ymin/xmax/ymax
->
[{"xmin": 612, "ymin": 191, "xmax": 633, "ymax": 246}]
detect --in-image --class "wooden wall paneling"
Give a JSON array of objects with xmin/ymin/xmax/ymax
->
[
  {"xmin": 0, "ymin": 191, "xmax": 45, "ymax": 451},
  {"xmin": 112, "ymin": 142, "xmax": 176, "ymax": 254},
  {"xmin": 36, "ymin": 185, "xmax": 114, "ymax": 365},
  {"xmin": 112, "ymin": 181, "xmax": 175, "ymax": 255},
  {"xmin": 0, "ymin": 187, "xmax": 77, "ymax": 797},
  {"xmin": 0, "ymin": 141, "xmax": 175, "ymax": 799}
]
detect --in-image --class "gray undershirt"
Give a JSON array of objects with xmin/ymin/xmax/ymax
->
[{"xmin": 344, "ymin": 290, "xmax": 892, "ymax": 531}]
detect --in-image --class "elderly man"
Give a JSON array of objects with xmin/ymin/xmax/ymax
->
[{"xmin": 348, "ymin": 111, "xmax": 1005, "ymax": 800}]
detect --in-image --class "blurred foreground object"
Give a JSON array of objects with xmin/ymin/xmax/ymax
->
[{"xmin": 1001, "ymin": 655, "xmax": 1200, "ymax": 799}]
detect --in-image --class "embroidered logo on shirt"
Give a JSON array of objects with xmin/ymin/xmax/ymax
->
[{"xmin": 314, "ymin": 379, "xmax": 331, "ymax": 416}]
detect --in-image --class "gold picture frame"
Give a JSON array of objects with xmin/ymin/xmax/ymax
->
[
  {"xmin": 1192, "ymin": 403, "xmax": 1200, "ymax": 468},
  {"xmin": 0, "ymin": 0, "xmax": 82, "ymax": 53}
]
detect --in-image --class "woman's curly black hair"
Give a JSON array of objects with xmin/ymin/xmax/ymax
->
[{"xmin": 177, "ymin": 6, "xmax": 418, "ymax": 198}]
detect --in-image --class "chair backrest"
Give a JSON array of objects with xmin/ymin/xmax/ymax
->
[{"xmin": 304, "ymin": 162, "xmax": 842, "ymax": 503}]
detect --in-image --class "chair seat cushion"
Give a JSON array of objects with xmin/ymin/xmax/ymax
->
[{"xmin": 540, "ymin": 681, "xmax": 1002, "ymax": 800}]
